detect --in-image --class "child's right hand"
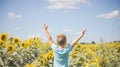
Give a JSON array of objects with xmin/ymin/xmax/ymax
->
[{"xmin": 43, "ymin": 23, "xmax": 48, "ymax": 30}]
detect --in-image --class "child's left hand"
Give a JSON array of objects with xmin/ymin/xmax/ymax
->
[
  {"xmin": 82, "ymin": 28, "xmax": 86, "ymax": 34},
  {"xmin": 43, "ymin": 23, "xmax": 48, "ymax": 30}
]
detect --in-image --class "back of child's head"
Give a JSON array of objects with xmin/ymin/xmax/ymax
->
[{"xmin": 56, "ymin": 34, "xmax": 66, "ymax": 46}]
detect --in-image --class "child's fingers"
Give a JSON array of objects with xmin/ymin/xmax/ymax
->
[
  {"xmin": 43, "ymin": 23, "xmax": 47, "ymax": 27},
  {"xmin": 84, "ymin": 28, "xmax": 86, "ymax": 32},
  {"xmin": 82, "ymin": 28, "xmax": 86, "ymax": 33},
  {"xmin": 43, "ymin": 23, "xmax": 46, "ymax": 26},
  {"xmin": 45, "ymin": 24, "xmax": 47, "ymax": 28},
  {"xmin": 43, "ymin": 23, "xmax": 48, "ymax": 29}
]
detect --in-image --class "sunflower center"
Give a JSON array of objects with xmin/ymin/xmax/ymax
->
[
  {"xmin": 14, "ymin": 39, "xmax": 18, "ymax": 43},
  {"xmin": 1, "ymin": 35, "xmax": 6, "ymax": 40},
  {"xmin": 7, "ymin": 46, "xmax": 12, "ymax": 51},
  {"xmin": 22, "ymin": 43, "xmax": 25, "ymax": 47}
]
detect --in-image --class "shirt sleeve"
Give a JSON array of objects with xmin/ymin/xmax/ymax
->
[
  {"xmin": 66, "ymin": 44, "xmax": 72, "ymax": 52},
  {"xmin": 51, "ymin": 43, "xmax": 57, "ymax": 50}
]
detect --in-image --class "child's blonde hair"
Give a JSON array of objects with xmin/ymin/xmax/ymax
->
[{"xmin": 56, "ymin": 34, "xmax": 66, "ymax": 46}]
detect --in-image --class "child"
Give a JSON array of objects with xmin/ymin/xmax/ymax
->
[{"xmin": 43, "ymin": 23, "xmax": 86, "ymax": 67}]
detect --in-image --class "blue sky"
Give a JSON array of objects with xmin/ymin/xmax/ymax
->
[{"xmin": 0, "ymin": 0, "xmax": 120, "ymax": 43}]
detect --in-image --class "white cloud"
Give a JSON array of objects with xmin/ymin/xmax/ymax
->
[
  {"xmin": 96, "ymin": 10, "xmax": 120, "ymax": 19},
  {"xmin": 15, "ymin": 26, "xmax": 21, "ymax": 30},
  {"xmin": 46, "ymin": 0, "xmax": 91, "ymax": 10},
  {"xmin": 28, "ymin": 34, "xmax": 41, "ymax": 38},
  {"xmin": 8, "ymin": 12, "xmax": 23, "ymax": 19},
  {"xmin": 63, "ymin": 29, "xmax": 72, "ymax": 32},
  {"xmin": 16, "ymin": 14, "xmax": 22, "ymax": 19}
]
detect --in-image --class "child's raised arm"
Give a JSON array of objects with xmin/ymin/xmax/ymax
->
[
  {"xmin": 43, "ymin": 23, "xmax": 54, "ymax": 45},
  {"xmin": 71, "ymin": 28, "xmax": 86, "ymax": 47}
]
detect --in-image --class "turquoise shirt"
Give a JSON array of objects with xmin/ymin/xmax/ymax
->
[{"xmin": 51, "ymin": 43, "xmax": 72, "ymax": 67}]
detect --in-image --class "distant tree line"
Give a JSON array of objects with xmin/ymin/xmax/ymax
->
[{"xmin": 80, "ymin": 40, "xmax": 120, "ymax": 45}]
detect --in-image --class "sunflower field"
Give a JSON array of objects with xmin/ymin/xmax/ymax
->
[{"xmin": 0, "ymin": 33, "xmax": 120, "ymax": 67}]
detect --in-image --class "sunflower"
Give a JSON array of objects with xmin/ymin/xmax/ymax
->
[
  {"xmin": 24, "ymin": 64, "xmax": 31, "ymax": 67},
  {"xmin": 26, "ymin": 39, "xmax": 32, "ymax": 45},
  {"xmin": 41, "ymin": 58, "xmax": 48, "ymax": 66},
  {"xmin": 39, "ymin": 53, "xmax": 44, "ymax": 59},
  {"xmin": 33, "ymin": 41, "xmax": 39, "ymax": 48},
  {"xmin": 36, "ymin": 37, "xmax": 40, "ymax": 41},
  {"xmin": 88, "ymin": 49, "xmax": 94, "ymax": 56},
  {"xmin": 24, "ymin": 64, "xmax": 37, "ymax": 67},
  {"xmin": 46, "ymin": 50, "xmax": 53, "ymax": 59},
  {"xmin": 84, "ymin": 62, "xmax": 100, "ymax": 67},
  {"xmin": 6, "ymin": 45, "xmax": 15, "ymax": 52},
  {"xmin": 71, "ymin": 51, "xmax": 77, "ymax": 59},
  {"xmin": 21, "ymin": 42, "xmax": 29, "ymax": 48},
  {"xmin": 76, "ymin": 43, "xmax": 81, "ymax": 48},
  {"xmin": 13, "ymin": 37, "xmax": 21, "ymax": 44},
  {"xmin": 0, "ymin": 33, "xmax": 8, "ymax": 43},
  {"xmin": 92, "ymin": 56, "xmax": 100, "ymax": 63}
]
